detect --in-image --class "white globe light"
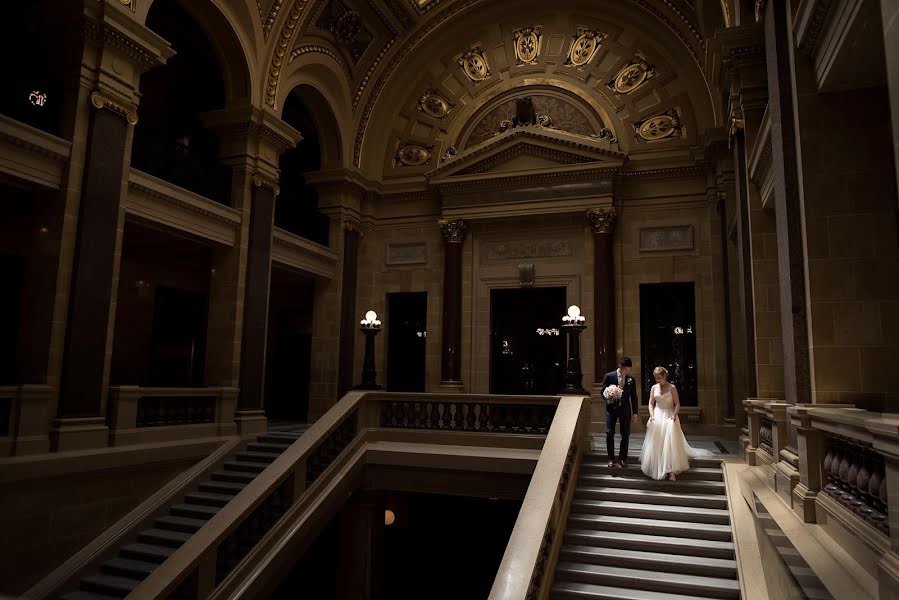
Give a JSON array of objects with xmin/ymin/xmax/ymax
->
[
  {"xmin": 567, "ymin": 305, "xmax": 581, "ymax": 319},
  {"xmin": 365, "ymin": 310, "xmax": 378, "ymax": 323}
]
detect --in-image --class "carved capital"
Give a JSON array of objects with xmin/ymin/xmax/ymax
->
[
  {"xmin": 586, "ymin": 208, "xmax": 617, "ymax": 235},
  {"xmin": 90, "ymin": 91, "xmax": 138, "ymax": 125},
  {"xmin": 438, "ymin": 219, "xmax": 467, "ymax": 244},
  {"xmin": 344, "ymin": 218, "xmax": 361, "ymax": 234},
  {"xmin": 252, "ymin": 173, "xmax": 280, "ymax": 196}
]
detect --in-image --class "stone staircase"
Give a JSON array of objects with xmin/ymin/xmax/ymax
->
[
  {"xmin": 59, "ymin": 424, "xmax": 310, "ymax": 600},
  {"xmin": 552, "ymin": 451, "xmax": 740, "ymax": 599}
]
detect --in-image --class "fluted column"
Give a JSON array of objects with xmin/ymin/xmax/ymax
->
[
  {"xmin": 586, "ymin": 208, "xmax": 617, "ymax": 379},
  {"xmin": 439, "ymin": 219, "xmax": 467, "ymax": 391}
]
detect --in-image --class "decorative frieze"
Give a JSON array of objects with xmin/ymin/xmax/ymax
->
[
  {"xmin": 607, "ymin": 53, "xmax": 656, "ymax": 95},
  {"xmin": 486, "ymin": 240, "xmax": 572, "ymax": 260},
  {"xmin": 638, "ymin": 225, "xmax": 694, "ymax": 252},
  {"xmin": 634, "ymin": 109, "xmax": 683, "ymax": 142},
  {"xmin": 386, "ymin": 243, "xmax": 428, "ymax": 265}
]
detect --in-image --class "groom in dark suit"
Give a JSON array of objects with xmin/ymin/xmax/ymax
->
[{"xmin": 601, "ymin": 356, "xmax": 639, "ymax": 468}]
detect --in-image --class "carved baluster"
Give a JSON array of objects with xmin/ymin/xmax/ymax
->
[
  {"xmin": 448, "ymin": 403, "xmax": 457, "ymax": 429},
  {"xmin": 479, "ymin": 404, "xmax": 490, "ymax": 431},
  {"xmin": 857, "ymin": 453, "xmax": 873, "ymax": 521},
  {"xmin": 460, "ymin": 404, "xmax": 469, "ymax": 430},
  {"xmin": 413, "ymin": 402, "xmax": 422, "ymax": 427},
  {"xmin": 845, "ymin": 445, "xmax": 861, "ymax": 507},
  {"xmin": 472, "ymin": 404, "xmax": 482, "ymax": 431},
  {"xmin": 466, "ymin": 403, "xmax": 476, "ymax": 429}
]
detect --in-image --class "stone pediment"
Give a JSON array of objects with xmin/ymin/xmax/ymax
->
[{"xmin": 426, "ymin": 126, "xmax": 626, "ymax": 183}]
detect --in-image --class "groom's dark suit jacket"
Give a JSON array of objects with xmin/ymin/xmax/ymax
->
[{"xmin": 601, "ymin": 370, "xmax": 639, "ymax": 414}]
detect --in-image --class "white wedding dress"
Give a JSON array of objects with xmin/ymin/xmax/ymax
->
[{"xmin": 640, "ymin": 386, "xmax": 713, "ymax": 480}]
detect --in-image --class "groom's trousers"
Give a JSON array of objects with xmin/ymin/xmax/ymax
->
[{"xmin": 606, "ymin": 402, "xmax": 631, "ymax": 462}]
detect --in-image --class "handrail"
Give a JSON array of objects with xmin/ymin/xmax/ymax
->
[
  {"xmin": 23, "ymin": 436, "xmax": 243, "ymax": 599},
  {"xmin": 129, "ymin": 391, "xmax": 564, "ymax": 599},
  {"xmin": 488, "ymin": 395, "xmax": 589, "ymax": 600}
]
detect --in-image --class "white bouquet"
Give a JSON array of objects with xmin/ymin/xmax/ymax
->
[{"xmin": 603, "ymin": 385, "xmax": 623, "ymax": 402}]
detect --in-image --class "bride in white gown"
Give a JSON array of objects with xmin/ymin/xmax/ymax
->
[{"xmin": 640, "ymin": 366, "xmax": 712, "ymax": 481}]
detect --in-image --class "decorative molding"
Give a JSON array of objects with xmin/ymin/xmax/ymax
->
[
  {"xmin": 395, "ymin": 141, "xmax": 433, "ymax": 167},
  {"xmin": 253, "ymin": 173, "xmax": 281, "ymax": 195},
  {"xmin": 417, "ymin": 86, "xmax": 453, "ymax": 118},
  {"xmin": 486, "ymin": 240, "xmax": 572, "ymax": 260},
  {"xmin": 438, "ymin": 219, "xmax": 467, "ymax": 244},
  {"xmin": 260, "ymin": 0, "xmax": 287, "ymax": 38},
  {"xmin": 90, "ymin": 91, "xmax": 138, "ymax": 125},
  {"xmin": 796, "ymin": 0, "xmax": 835, "ymax": 57},
  {"xmin": 317, "ymin": 1, "xmax": 374, "ymax": 64},
  {"xmin": 352, "ymin": 37, "xmax": 397, "ymax": 108},
  {"xmin": 565, "ymin": 27, "xmax": 604, "ymax": 68},
  {"xmin": 458, "ymin": 47, "xmax": 492, "ymax": 82},
  {"xmin": 607, "ymin": 53, "xmax": 656, "ymax": 96},
  {"xmin": 272, "ymin": 227, "xmax": 339, "ymax": 279},
  {"xmin": 634, "ymin": 108, "xmax": 682, "ymax": 142},
  {"xmin": 638, "ymin": 225, "xmax": 694, "ymax": 252},
  {"xmin": 434, "ymin": 166, "xmax": 619, "ymax": 194},
  {"xmin": 81, "ymin": 16, "xmax": 164, "ymax": 74},
  {"xmin": 386, "ymin": 243, "xmax": 428, "ymax": 265},
  {"xmin": 265, "ymin": 1, "xmax": 309, "ymax": 108},
  {"xmin": 615, "ymin": 164, "xmax": 707, "ymax": 180},
  {"xmin": 288, "ymin": 44, "xmax": 353, "ymax": 80},
  {"xmin": 118, "ymin": 0, "xmax": 135, "ymax": 12},
  {"xmin": 586, "ymin": 208, "xmax": 617, "ymax": 235},
  {"xmin": 513, "ymin": 27, "xmax": 543, "ymax": 65}
]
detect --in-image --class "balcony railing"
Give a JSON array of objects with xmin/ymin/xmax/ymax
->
[{"xmin": 107, "ymin": 386, "xmax": 238, "ymax": 446}]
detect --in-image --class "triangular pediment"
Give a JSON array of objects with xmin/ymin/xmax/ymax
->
[{"xmin": 426, "ymin": 126, "xmax": 626, "ymax": 182}]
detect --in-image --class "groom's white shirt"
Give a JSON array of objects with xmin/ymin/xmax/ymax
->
[{"xmin": 616, "ymin": 368, "xmax": 625, "ymax": 387}]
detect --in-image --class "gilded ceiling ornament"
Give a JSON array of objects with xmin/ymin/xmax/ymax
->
[
  {"xmin": 586, "ymin": 208, "xmax": 618, "ymax": 235},
  {"xmin": 513, "ymin": 27, "xmax": 543, "ymax": 65},
  {"xmin": 608, "ymin": 54, "xmax": 656, "ymax": 95},
  {"xmin": 438, "ymin": 219, "xmax": 467, "ymax": 244},
  {"xmin": 396, "ymin": 142, "xmax": 433, "ymax": 167},
  {"xmin": 118, "ymin": 0, "xmax": 135, "ymax": 11},
  {"xmin": 635, "ymin": 109, "xmax": 682, "ymax": 142},
  {"xmin": 458, "ymin": 48, "xmax": 492, "ymax": 83},
  {"xmin": 565, "ymin": 27, "xmax": 605, "ymax": 68},
  {"xmin": 442, "ymin": 146, "xmax": 458, "ymax": 161},
  {"xmin": 590, "ymin": 127, "xmax": 617, "ymax": 142},
  {"xmin": 417, "ymin": 86, "xmax": 453, "ymax": 119}
]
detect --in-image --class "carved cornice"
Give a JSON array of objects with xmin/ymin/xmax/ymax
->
[
  {"xmin": 128, "ymin": 173, "xmax": 242, "ymax": 226},
  {"xmin": 433, "ymin": 166, "xmax": 620, "ymax": 194},
  {"xmin": 253, "ymin": 173, "xmax": 281, "ymax": 195},
  {"xmin": 0, "ymin": 115, "xmax": 71, "ymax": 163},
  {"xmin": 91, "ymin": 91, "xmax": 138, "ymax": 125},
  {"xmin": 438, "ymin": 218, "xmax": 467, "ymax": 243},
  {"xmin": 615, "ymin": 164, "xmax": 708, "ymax": 180},
  {"xmin": 796, "ymin": 0, "xmax": 835, "ymax": 57},
  {"xmin": 586, "ymin": 208, "xmax": 618, "ymax": 235},
  {"xmin": 81, "ymin": 14, "xmax": 171, "ymax": 74},
  {"xmin": 265, "ymin": 1, "xmax": 310, "ymax": 108}
]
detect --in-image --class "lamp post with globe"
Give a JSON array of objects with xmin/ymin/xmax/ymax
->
[
  {"xmin": 559, "ymin": 305, "xmax": 589, "ymax": 395},
  {"xmin": 357, "ymin": 310, "xmax": 383, "ymax": 390}
]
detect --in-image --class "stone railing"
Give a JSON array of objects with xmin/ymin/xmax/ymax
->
[
  {"xmin": 107, "ymin": 386, "xmax": 238, "ymax": 446},
  {"xmin": 129, "ymin": 391, "xmax": 572, "ymax": 599},
  {"xmin": 488, "ymin": 396, "xmax": 589, "ymax": 600},
  {"xmin": 0, "ymin": 384, "xmax": 54, "ymax": 456},
  {"xmin": 743, "ymin": 402, "xmax": 899, "ymax": 595}
]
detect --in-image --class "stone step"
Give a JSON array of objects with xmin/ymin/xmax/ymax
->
[
  {"xmin": 571, "ymin": 498, "xmax": 731, "ymax": 525},
  {"xmin": 258, "ymin": 432, "xmax": 305, "ymax": 444},
  {"xmin": 555, "ymin": 562, "xmax": 740, "ymax": 599},
  {"xmin": 578, "ymin": 474, "xmax": 726, "ymax": 494},
  {"xmin": 119, "ymin": 543, "xmax": 176, "ymax": 564},
  {"xmin": 60, "ymin": 591, "xmax": 123, "ymax": 600},
  {"xmin": 223, "ymin": 460, "xmax": 267, "ymax": 474},
  {"xmin": 560, "ymin": 544, "xmax": 737, "ymax": 579},
  {"xmin": 184, "ymin": 491, "xmax": 235, "ymax": 507},
  {"xmin": 199, "ymin": 480, "xmax": 246, "ymax": 495},
  {"xmin": 575, "ymin": 486, "xmax": 728, "ymax": 509},
  {"xmin": 247, "ymin": 441, "xmax": 292, "ymax": 453},
  {"xmin": 563, "ymin": 529, "xmax": 735, "ymax": 560},
  {"xmin": 211, "ymin": 469, "xmax": 257, "ymax": 484},
  {"xmin": 583, "ymin": 452, "xmax": 722, "ymax": 469},
  {"xmin": 137, "ymin": 528, "xmax": 193, "ymax": 548},
  {"xmin": 567, "ymin": 514, "xmax": 733, "ymax": 542},
  {"xmin": 100, "ymin": 557, "xmax": 158, "ymax": 580},
  {"xmin": 580, "ymin": 462, "xmax": 723, "ymax": 481},
  {"xmin": 170, "ymin": 503, "xmax": 220, "ymax": 520},
  {"xmin": 235, "ymin": 451, "xmax": 278, "ymax": 464},
  {"xmin": 552, "ymin": 580, "xmax": 715, "ymax": 600},
  {"xmin": 80, "ymin": 574, "xmax": 141, "ymax": 596},
  {"xmin": 154, "ymin": 515, "xmax": 208, "ymax": 534}
]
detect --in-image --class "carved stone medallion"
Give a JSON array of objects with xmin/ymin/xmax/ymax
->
[
  {"xmin": 396, "ymin": 142, "xmax": 432, "ymax": 167},
  {"xmin": 566, "ymin": 28, "xmax": 604, "ymax": 68},
  {"xmin": 635, "ymin": 109, "xmax": 682, "ymax": 141},
  {"xmin": 459, "ymin": 48, "xmax": 492, "ymax": 82},
  {"xmin": 608, "ymin": 54, "xmax": 656, "ymax": 95},
  {"xmin": 417, "ymin": 87, "xmax": 453, "ymax": 118},
  {"xmin": 513, "ymin": 27, "xmax": 543, "ymax": 65}
]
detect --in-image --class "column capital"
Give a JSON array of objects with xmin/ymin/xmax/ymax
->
[
  {"xmin": 586, "ymin": 208, "xmax": 617, "ymax": 235},
  {"xmin": 202, "ymin": 105, "xmax": 302, "ymax": 178},
  {"xmin": 439, "ymin": 219, "xmax": 467, "ymax": 244},
  {"xmin": 252, "ymin": 172, "xmax": 280, "ymax": 196}
]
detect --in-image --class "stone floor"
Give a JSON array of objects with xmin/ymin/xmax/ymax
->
[{"xmin": 590, "ymin": 432, "xmax": 742, "ymax": 457}]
